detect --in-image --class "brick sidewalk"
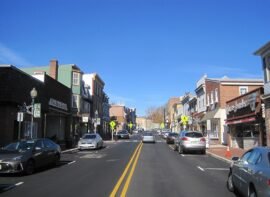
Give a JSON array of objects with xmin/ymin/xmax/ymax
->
[{"xmin": 207, "ymin": 145, "xmax": 246, "ymax": 163}]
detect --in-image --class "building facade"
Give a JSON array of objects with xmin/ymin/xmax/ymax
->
[
  {"xmin": 254, "ymin": 41, "xmax": 270, "ymax": 146},
  {"xmin": 226, "ymin": 87, "xmax": 265, "ymax": 149},
  {"xmin": 0, "ymin": 65, "xmax": 71, "ymax": 147},
  {"xmin": 21, "ymin": 60, "xmax": 88, "ymax": 142},
  {"xmin": 201, "ymin": 77, "xmax": 263, "ymax": 145}
]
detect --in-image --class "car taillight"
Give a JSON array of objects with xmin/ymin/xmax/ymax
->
[
  {"xmin": 181, "ymin": 137, "xmax": 188, "ymax": 141},
  {"xmin": 200, "ymin": 138, "xmax": 206, "ymax": 142},
  {"xmin": 267, "ymin": 179, "xmax": 270, "ymax": 186}
]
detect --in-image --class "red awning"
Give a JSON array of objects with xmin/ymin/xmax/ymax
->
[{"xmin": 226, "ymin": 117, "xmax": 256, "ymax": 125}]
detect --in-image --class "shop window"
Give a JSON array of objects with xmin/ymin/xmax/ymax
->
[
  {"xmin": 72, "ymin": 94, "xmax": 79, "ymax": 108},
  {"xmin": 215, "ymin": 88, "xmax": 218, "ymax": 103},
  {"xmin": 239, "ymin": 86, "xmax": 248, "ymax": 95},
  {"xmin": 73, "ymin": 72, "xmax": 80, "ymax": 86}
]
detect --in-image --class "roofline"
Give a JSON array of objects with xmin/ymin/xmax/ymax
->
[{"xmin": 254, "ymin": 41, "xmax": 270, "ymax": 56}]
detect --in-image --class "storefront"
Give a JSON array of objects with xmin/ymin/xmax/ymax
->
[
  {"xmin": 0, "ymin": 66, "xmax": 72, "ymax": 147},
  {"xmin": 226, "ymin": 87, "xmax": 266, "ymax": 149}
]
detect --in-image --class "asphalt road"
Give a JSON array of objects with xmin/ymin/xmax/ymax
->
[{"xmin": 0, "ymin": 133, "xmax": 237, "ymax": 197}]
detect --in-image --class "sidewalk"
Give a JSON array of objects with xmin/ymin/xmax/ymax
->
[{"xmin": 207, "ymin": 144, "xmax": 246, "ymax": 163}]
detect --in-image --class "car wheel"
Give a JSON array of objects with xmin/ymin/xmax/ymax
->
[
  {"xmin": 25, "ymin": 160, "xmax": 35, "ymax": 175},
  {"xmin": 173, "ymin": 145, "xmax": 178, "ymax": 151},
  {"xmin": 249, "ymin": 185, "xmax": 257, "ymax": 197},
  {"xmin": 227, "ymin": 172, "xmax": 235, "ymax": 192},
  {"xmin": 178, "ymin": 146, "xmax": 183, "ymax": 154},
  {"xmin": 54, "ymin": 154, "xmax": 60, "ymax": 166}
]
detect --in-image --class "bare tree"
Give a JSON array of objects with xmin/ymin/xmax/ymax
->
[{"xmin": 145, "ymin": 105, "xmax": 166, "ymax": 123}]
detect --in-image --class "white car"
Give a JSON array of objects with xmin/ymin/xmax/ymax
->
[
  {"xmin": 142, "ymin": 132, "xmax": 155, "ymax": 143},
  {"xmin": 78, "ymin": 133, "xmax": 103, "ymax": 150}
]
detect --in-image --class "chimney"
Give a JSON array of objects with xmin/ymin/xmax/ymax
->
[{"xmin": 49, "ymin": 59, "xmax": 58, "ymax": 80}]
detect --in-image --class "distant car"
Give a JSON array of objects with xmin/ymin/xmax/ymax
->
[
  {"xmin": 166, "ymin": 132, "xmax": 178, "ymax": 144},
  {"xmin": 114, "ymin": 130, "xmax": 130, "ymax": 139},
  {"xmin": 162, "ymin": 131, "xmax": 171, "ymax": 139},
  {"xmin": 78, "ymin": 133, "xmax": 103, "ymax": 150},
  {"xmin": 0, "ymin": 138, "xmax": 61, "ymax": 175},
  {"xmin": 227, "ymin": 147, "xmax": 270, "ymax": 197},
  {"xmin": 174, "ymin": 131, "xmax": 206, "ymax": 154},
  {"xmin": 142, "ymin": 132, "xmax": 155, "ymax": 143}
]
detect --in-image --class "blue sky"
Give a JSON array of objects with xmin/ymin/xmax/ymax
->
[{"xmin": 1, "ymin": 0, "xmax": 270, "ymax": 116}]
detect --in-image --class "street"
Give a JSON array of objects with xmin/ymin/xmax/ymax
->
[{"xmin": 0, "ymin": 134, "xmax": 236, "ymax": 197}]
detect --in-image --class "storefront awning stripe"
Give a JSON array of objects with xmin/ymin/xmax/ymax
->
[{"xmin": 226, "ymin": 117, "xmax": 256, "ymax": 125}]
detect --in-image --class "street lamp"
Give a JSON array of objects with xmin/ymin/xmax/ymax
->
[
  {"xmin": 94, "ymin": 110, "xmax": 99, "ymax": 133},
  {"xmin": 30, "ymin": 87, "xmax": 37, "ymax": 139}
]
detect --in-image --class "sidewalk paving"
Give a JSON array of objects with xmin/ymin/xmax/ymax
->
[{"xmin": 207, "ymin": 144, "xmax": 246, "ymax": 164}]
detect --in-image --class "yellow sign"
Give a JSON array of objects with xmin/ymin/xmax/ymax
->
[
  {"xmin": 160, "ymin": 122, "xmax": 165, "ymax": 129},
  {"xmin": 181, "ymin": 115, "xmax": 189, "ymax": 124},
  {"xmin": 128, "ymin": 122, "xmax": 133, "ymax": 128},
  {"xmin": 110, "ymin": 121, "xmax": 116, "ymax": 129}
]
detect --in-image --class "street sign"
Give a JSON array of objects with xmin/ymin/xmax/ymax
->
[
  {"xmin": 128, "ymin": 122, "xmax": 133, "ymax": 129},
  {"xmin": 96, "ymin": 118, "xmax": 101, "ymax": 125},
  {"xmin": 82, "ymin": 116, "xmax": 89, "ymax": 123},
  {"xmin": 110, "ymin": 121, "xmax": 116, "ymax": 129},
  {"xmin": 34, "ymin": 103, "xmax": 41, "ymax": 118},
  {"xmin": 160, "ymin": 122, "xmax": 165, "ymax": 129},
  {"xmin": 17, "ymin": 112, "xmax": 24, "ymax": 122}
]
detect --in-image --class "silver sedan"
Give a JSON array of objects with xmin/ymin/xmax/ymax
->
[
  {"xmin": 142, "ymin": 132, "xmax": 155, "ymax": 143},
  {"xmin": 227, "ymin": 147, "xmax": 270, "ymax": 197},
  {"xmin": 78, "ymin": 133, "xmax": 103, "ymax": 150}
]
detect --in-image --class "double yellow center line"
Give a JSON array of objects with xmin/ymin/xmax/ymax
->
[{"xmin": 110, "ymin": 142, "xmax": 143, "ymax": 197}]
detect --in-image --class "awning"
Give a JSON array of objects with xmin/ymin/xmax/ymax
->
[
  {"xmin": 200, "ymin": 109, "xmax": 220, "ymax": 122},
  {"xmin": 226, "ymin": 117, "xmax": 256, "ymax": 125}
]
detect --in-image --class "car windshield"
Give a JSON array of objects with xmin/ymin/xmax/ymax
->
[
  {"xmin": 169, "ymin": 133, "xmax": 178, "ymax": 137},
  {"xmin": 119, "ymin": 131, "xmax": 128, "ymax": 134},
  {"xmin": 82, "ymin": 134, "xmax": 96, "ymax": 139},
  {"xmin": 144, "ymin": 133, "xmax": 153, "ymax": 136},
  {"xmin": 3, "ymin": 140, "xmax": 35, "ymax": 151},
  {"xmin": 185, "ymin": 132, "xmax": 203, "ymax": 138}
]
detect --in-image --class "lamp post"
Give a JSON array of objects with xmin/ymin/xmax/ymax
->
[
  {"xmin": 30, "ymin": 87, "xmax": 37, "ymax": 139},
  {"xmin": 94, "ymin": 110, "xmax": 98, "ymax": 134}
]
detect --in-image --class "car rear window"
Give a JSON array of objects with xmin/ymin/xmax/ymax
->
[
  {"xmin": 83, "ymin": 134, "xmax": 96, "ymax": 139},
  {"xmin": 185, "ymin": 132, "xmax": 203, "ymax": 138}
]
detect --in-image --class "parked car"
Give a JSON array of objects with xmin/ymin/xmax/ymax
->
[
  {"xmin": 142, "ymin": 132, "xmax": 155, "ymax": 143},
  {"xmin": 227, "ymin": 147, "xmax": 270, "ymax": 197},
  {"xmin": 114, "ymin": 130, "xmax": 130, "ymax": 139},
  {"xmin": 166, "ymin": 132, "xmax": 178, "ymax": 144},
  {"xmin": 0, "ymin": 138, "xmax": 61, "ymax": 175},
  {"xmin": 174, "ymin": 131, "xmax": 206, "ymax": 154},
  {"xmin": 162, "ymin": 131, "xmax": 171, "ymax": 139},
  {"xmin": 78, "ymin": 133, "xmax": 103, "ymax": 150}
]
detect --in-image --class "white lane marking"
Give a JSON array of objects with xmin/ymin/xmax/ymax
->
[
  {"xmin": 68, "ymin": 161, "xmax": 76, "ymax": 165},
  {"xmin": 204, "ymin": 168, "xmax": 229, "ymax": 171},
  {"xmin": 106, "ymin": 159, "xmax": 119, "ymax": 162},
  {"xmin": 15, "ymin": 182, "xmax": 24, "ymax": 186},
  {"xmin": 80, "ymin": 154, "xmax": 106, "ymax": 159},
  {"xmin": 197, "ymin": 166, "xmax": 205, "ymax": 172}
]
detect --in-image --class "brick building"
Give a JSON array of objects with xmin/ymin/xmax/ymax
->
[{"xmin": 201, "ymin": 77, "xmax": 263, "ymax": 145}]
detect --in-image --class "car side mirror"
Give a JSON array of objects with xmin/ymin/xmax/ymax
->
[{"xmin": 231, "ymin": 156, "xmax": 239, "ymax": 161}]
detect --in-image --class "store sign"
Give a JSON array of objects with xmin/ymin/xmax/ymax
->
[
  {"xmin": 34, "ymin": 103, "xmax": 41, "ymax": 118},
  {"xmin": 82, "ymin": 116, "xmax": 89, "ymax": 123},
  {"xmin": 226, "ymin": 92, "xmax": 257, "ymax": 115},
  {"xmin": 49, "ymin": 98, "xmax": 68, "ymax": 111}
]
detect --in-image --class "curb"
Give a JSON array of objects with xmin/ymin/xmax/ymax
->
[
  {"xmin": 206, "ymin": 150, "xmax": 232, "ymax": 164},
  {"xmin": 62, "ymin": 148, "xmax": 78, "ymax": 153}
]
